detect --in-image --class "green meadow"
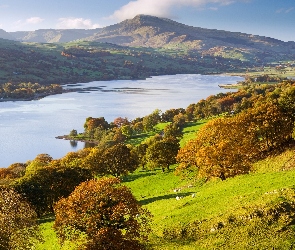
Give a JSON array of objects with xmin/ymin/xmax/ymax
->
[{"xmin": 36, "ymin": 122, "xmax": 295, "ymax": 249}]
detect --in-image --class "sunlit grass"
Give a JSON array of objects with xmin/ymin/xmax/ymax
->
[{"xmin": 37, "ymin": 122, "xmax": 295, "ymax": 249}]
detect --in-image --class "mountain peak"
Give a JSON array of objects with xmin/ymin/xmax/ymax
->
[{"xmin": 124, "ymin": 14, "xmax": 174, "ymax": 27}]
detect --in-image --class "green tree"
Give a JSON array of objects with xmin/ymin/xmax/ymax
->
[
  {"xmin": 14, "ymin": 164, "xmax": 92, "ymax": 216},
  {"xmin": 69, "ymin": 129, "xmax": 78, "ymax": 137},
  {"xmin": 102, "ymin": 143, "xmax": 139, "ymax": 177},
  {"xmin": 142, "ymin": 109, "xmax": 161, "ymax": 132},
  {"xmin": 54, "ymin": 178, "xmax": 151, "ymax": 250},
  {"xmin": 146, "ymin": 137, "xmax": 180, "ymax": 172},
  {"xmin": 121, "ymin": 124, "xmax": 133, "ymax": 138},
  {"xmin": 135, "ymin": 143, "xmax": 148, "ymax": 169},
  {"xmin": 164, "ymin": 123, "xmax": 183, "ymax": 139}
]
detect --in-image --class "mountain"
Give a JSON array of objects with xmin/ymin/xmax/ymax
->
[
  {"xmin": 10, "ymin": 29, "xmax": 96, "ymax": 43},
  {"xmin": 8, "ymin": 15, "xmax": 295, "ymax": 61},
  {"xmin": 81, "ymin": 15, "xmax": 292, "ymax": 50},
  {"xmin": 0, "ymin": 29, "xmax": 16, "ymax": 40}
]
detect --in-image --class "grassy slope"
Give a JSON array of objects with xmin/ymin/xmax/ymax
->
[
  {"xmin": 36, "ymin": 122, "xmax": 295, "ymax": 249},
  {"xmin": 125, "ymin": 150, "xmax": 295, "ymax": 249}
]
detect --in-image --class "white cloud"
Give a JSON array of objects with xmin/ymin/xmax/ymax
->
[
  {"xmin": 109, "ymin": 0, "xmax": 248, "ymax": 21},
  {"xmin": 285, "ymin": 7, "xmax": 294, "ymax": 13},
  {"xmin": 26, "ymin": 17, "xmax": 44, "ymax": 24},
  {"xmin": 12, "ymin": 17, "xmax": 44, "ymax": 30},
  {"xmin": 276, "ymin": 7, "xmax": 294, "ymax": 14},
  {"xmin": 56, "ymin": 18, "xmax": 100, "ymax": 29}
]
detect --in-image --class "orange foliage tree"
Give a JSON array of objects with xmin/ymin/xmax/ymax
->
[
  {"xmin": 54, "ymin": 177, "xmax": 151, "ymax": 250},
  {"xmin": 177, "ymin": 101, "xmax": 294, "ymax": 180},
  {"xmin": 0, "ymin": 188, "xmax": 41, "ymax": 249}
]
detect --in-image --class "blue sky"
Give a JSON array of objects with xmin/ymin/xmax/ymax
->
[{"xmin": 0, "ymin": 0, "xmax": 294, "ymax": 42}]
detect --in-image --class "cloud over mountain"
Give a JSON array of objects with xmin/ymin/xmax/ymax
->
[
  {"xmin": 56, "ymin": 18, "xmax": 100, "ymax": 29},
  {"xmin": 109, "ymin": 0, "xmax": 248, "ymax": 21},
  {"xmin": 26, "ymin": 17, "xmax": 44, "ymax": 24}
]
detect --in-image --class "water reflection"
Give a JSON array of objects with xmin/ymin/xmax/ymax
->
[{"xmin": 69, "ymin": 140, "xmax": 78, "ymax": 148}]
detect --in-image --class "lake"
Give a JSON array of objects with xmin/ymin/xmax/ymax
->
[{"xmin": 0, "ymin": 74, "xmax": 243, "ymax": 167}]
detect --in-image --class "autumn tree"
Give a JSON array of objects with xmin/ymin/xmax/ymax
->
[
  {"xmin": 84, "ymin": 117, "xmax": 109, "ymax": 138},
  {"xmin": 0, "ymin": 188, "xmax": 41, "ymax": 249},
  {"xmin": 177, "ymin": 113, "xmax": 261, "ymax": 180},
  {"xmin": 173, "ymin": 113, "xmax": 186, "ymax": 128},
  {"xmin": 121, "ymin": 124, "xmax": 133, "ymax": 138},
  {"xmin": 54, "ymin": 177, "xmax": 151, "ymax": 250},
  {"xmin": 113, "ymin": 116, "xmax": 130, "ymax": 127},
  {"xmin": 248, "ymin": 101, "xmax": 293, "ymax": 151},
  {"xmin": 161, "ymin": 108, "xmax": 185, "ymax": 122},
  {"xmin": 163, "ymin": 123, "xmax": 183, "ymax": 139},
  {"xmin": 133, "ymin": 121, "xmax": 144, "ymax": 134},
  {"xmin": 101, "ymin": 143, "xmax": 139, "ymax": 177},
  {"xmin": 135, "ymin": 143, "xmax": 148, "ymax": 169},
  {"xmin": 14, "ymin": 163, "xmax": 92, "ymax": 216},
  {"xmin": 0, "ymin": 163, "xmax": 26, "ymax": 185},
  {"xmin": 146, "ymin": 137, "xmax": 180, "ymax": 172}
]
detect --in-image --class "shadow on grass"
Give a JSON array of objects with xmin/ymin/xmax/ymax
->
[
  {"xmin": 38, "ymin": 214, "xmax": 55, "ymax": 224},
  {"xmin": 140, "ymin": 192, "xmax": 195, "ymax": 205},
  {"xmin": 122, "ymin": 171, "xmax": 157, "ymax": 183}
]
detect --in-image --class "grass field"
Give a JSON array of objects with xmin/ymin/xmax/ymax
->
[{"xmin": 36, "ymin": 122, "xmax": 295, "ymax": 249}]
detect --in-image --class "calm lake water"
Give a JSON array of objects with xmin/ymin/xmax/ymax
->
[{"xmin": 0, "ymin": 74, "xmax": 243, "ymax": 167}]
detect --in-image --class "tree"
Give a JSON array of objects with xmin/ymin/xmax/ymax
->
[
  {"xmin": 113, "ymin": 117, "xmax": 130, "ymax": 127},
  {"xmin": 164, "ymin": 123, "xmax": 183, "ymax": 139},
  {"xmin": 135, "ymin": 143, "xmax": 148, "ymax": 169},
  {"xmin": 248, "ymin": 101, "xmax": 293, "ymax": 151},
  {"xmin": 173, "ymin": 113, "xmax": 186, "ymax": 128},
  {"xmin": 84, "ymin": 117, "xmax": 109, "ymax": 138},
  {"xmin": 69, "ymin": 129, "xmax": 78, "ymax": 137},
  {"xmin": 146, "ymin": 137, "xmax": 180, "ymax": 172},
  {"xmin": 102, "ymin": 143, "xmax": 139, "ymax": 177},
  {"xmin": 54, "ymin": 177, "xmax": 151, "ymax": 250},
  {"xmin": 0, "ymin": 163, "xmax": 26, "ymax": 185},
  {"xmin": 0, "ymin": 188, "xmax": 41, "ymax": 249},
  {"xmin": 133, "ymin": 121, "xmax": 144, "ymax": 134},
  {"xmin": 142, "ymin": 109, "xmax": 161, "ymax": 132},
  {"xmin": 121, "ymin": 124, "xmax": 133, "ymax": 138},
  {"xmin": 14, "ymin": 164, "xmax": 92, "ymax": 216},
  {"xmin": 161, "ymin": 108, "xmax": 185, "ymax": 122},
  {"xmin": 177, "ymin": 113, "xmax": 261, "ymax": 180}
]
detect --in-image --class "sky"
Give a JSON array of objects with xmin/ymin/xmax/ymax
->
[{"xmin": 0, "ymin": 0, "xmax": 294, "ymax": 42}]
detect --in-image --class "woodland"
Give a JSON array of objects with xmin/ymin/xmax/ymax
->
[{"xmin": 2, "ymin": 76, "xmax": 295, "ymax": 249}]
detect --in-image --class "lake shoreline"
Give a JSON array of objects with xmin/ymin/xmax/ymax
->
[
  {"xmin": 0, "ymin": 74, "xmax": 244, "ymax": 167},
  {"xmin": 55, "ymin": 135, "xmax": 98, "ymax": 145},
  {"xmin": 0, "ymin": 73, "xmax": 244, "ymax": 102}
]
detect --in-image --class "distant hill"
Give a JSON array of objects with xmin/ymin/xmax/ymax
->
[
  {"xmin": 0, "ymin": 15, "xmax": 294, "ymax": 86},
  {"xmin": 7, "ymin": 15, "xmax": 295, "ymax": 63},
  {"xmin": 0, "ymin": 29, "xmax": 16, "ymax": 40},
  {"xmin": 10, "ymin": 29, "xmax": 96, "ymax": 43}
]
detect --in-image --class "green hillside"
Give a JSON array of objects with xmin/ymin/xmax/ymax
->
[
  {"xmin": 0, "ymin": 38, "xmax": 248, "ymax": 87},
  {"xmin": 35, "ymin": 129, "xmax": 295, "ymax": 249}
]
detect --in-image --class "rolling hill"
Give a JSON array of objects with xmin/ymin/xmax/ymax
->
[
  {"xmin": 6, "ymin": 15, "xmax": 295, "ymax": 63},
  {"xmin": 0, "ymin": 15, "xmax": 294, "ymax": 87}
]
